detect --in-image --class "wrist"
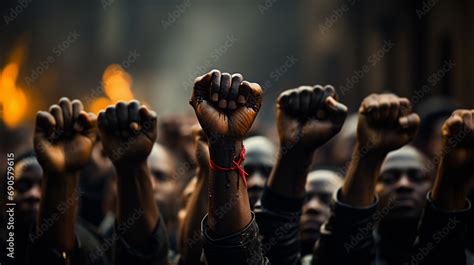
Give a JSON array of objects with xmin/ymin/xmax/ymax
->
[
  {"xmin": 115, "ymin": 161, "xmax": 148, "ymax": 178},
  {"xmin": 432, "ymin": 183, "xmax": 469, "ymax": 210},
  {"xmin": 209, "ymin": 139, "xmax": 243, "ymax": 166},
  {"xmin": 432, "ymin": 161, "xmax": 471, "ymax": 210},
  {"xmin": 43, "ymin": 170, "xmax": 80, "ymax": 185},
  {"xmin": 353, "ymin": 141, "xmax": 388, "ymax": 163},
  {"xmin": 268, "ymin": 147, "xmax": 312, "ymax": 198}
]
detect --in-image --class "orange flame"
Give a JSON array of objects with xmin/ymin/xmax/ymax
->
[
  {"xmin": 89, "ymin": 64, "xmax": 134, "ymax": 114},
  {"xmin": 0, "ymin": 40, "xmax": 29, "ymax": 128}
]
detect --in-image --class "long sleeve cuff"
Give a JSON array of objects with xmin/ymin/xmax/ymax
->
[
  {"xmin": 254, "ymin": 186, "xmax": 303, "ymax": 265},
  {"xmin": 114, "ymin": 216, "xmax": 169, "ymax": 265},
  {"xmin": 312, "ymin": 188, "xmax": 378, "ymax": 265},
  {"xmin": 202, "ymin": 212, "xmax": 268, "ymax": 265},
  {"xmin": 414, "ymin": 191, "xmax": 471, "ymax": 265}
]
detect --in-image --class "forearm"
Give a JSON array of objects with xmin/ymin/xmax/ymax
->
[
  {"xmin": 267, "ymin": 146, "xmax": 313, "ymax": 198},
  {"xmin": 341, "ymin": 143, "xmax": 385, "ymax": 207},
  {"xmin": 115, "ymin": 162, "xmax": 159, "ymax": 248},
  {"xmin": 432, "ymin": 161, "xmax": 471, "ymax": 210},
  {"xmin": 179, "ymin": 169, "xmax": 209, "ymax": 263},
  {"xmin": 38, "ymin": 171, "xmax": 79, "ymax": 250},
  {"xmin": 208, "ymin": 139, "xmax": 251, "ymax": 237}
]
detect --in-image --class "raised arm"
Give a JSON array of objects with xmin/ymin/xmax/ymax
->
[
  {"xmin": 432, "ymin": 109, "xmax": 474, "ymax": 209},
  {"xmin": 257, "ymin": 85, "xmax": 346, "ymax": 265},
  {"xmin": 313, "ymin": 94, "xmax": 420, "ymax": 265},
  {"xmin": 268, "ymin": 85, "xmax": 347, "ymax": 197},
  {"xmin": 189, "ymin": 70, "xmax": 266, "ymax": 264},
  {"xmin": 34, "ymin": 98, "xmax": 97, "ymax": 261},
  {"xmin": 341, "ymin": 94, "xmax": 420, "ymax": 206},
  {"xmin": 417, "ymin": 109, "xmax": 474, "ymax": 265},
  {"xmin": 178, "ymin": 127, "xmax": 210, "ymax": 265},
  {"xmin": 98, "ymin": 101, "xmax": 168, "ymax": 265}
]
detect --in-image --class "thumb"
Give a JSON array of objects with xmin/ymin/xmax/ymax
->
[
  {"xmin": 399, "ymin": 113, "xmax": 420, "ymax": 139},
  {"xmin": 76, "ymin": 111, "xmax": 98, "ymax": 140},
  {"xmin": 325, "ymin": 96, "xmax": 348, "ymax": 129},
  {"xmin": 35, "ymin": 111, "xmax": 56, "ymax": 137}
]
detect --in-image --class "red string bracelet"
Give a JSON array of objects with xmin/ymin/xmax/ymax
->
[{"xmin": 209, "ymin": 146, "xmax": 249, "ymax": 188}]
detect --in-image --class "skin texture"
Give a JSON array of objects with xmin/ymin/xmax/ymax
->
[
  {"xmin": 268, "ymin": 85, "xmax": 348, "ymax": 198},
  {"xmin": 376, "ymin": 146, "xmax": 432, "ymax": 221},
  {"xmin": 432, "ymin": 109, "xmax": 474, "ymax": 210},
  {"xmin": 341, "ymin": 94, "xmax": 420, "ymax": 207},
  {"xmin": 300, "ymin": 170, "xmax": 342, "ymax": 255},
  {"xmin": 98, "ymin": 100, "xmax": 160, "ymax": 251},
  {"xmin": 34, "ymin": 97, "xmax": 97, "ymax": 251},
  {"xmin": 189, "ymin": 69, "xmax": 262, "ymax": 236}
]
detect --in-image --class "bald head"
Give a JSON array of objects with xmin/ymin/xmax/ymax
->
[
  {"xmin": 244, "ymin": 136, "xmax": 277, "ymax": 167},
  {"xmin": 381, "ymin": 145, "xmax": 430, "ymax": 174},
  {"xmin": 300, "ymin": 169, "xmax": 342, "ymax": 255},
  {"xmin": 243, "ymin": 136, "xmax": 276, "ymax": 209},
  {"xmin": 305, "ymin": 170, "xmax": 343, "ymax": 195},
  {"xmin": 377, "ymin": 145, "xmax": 433, "ymax": 221}
]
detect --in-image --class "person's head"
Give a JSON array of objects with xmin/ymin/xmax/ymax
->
[
  {"xmin": 300, "ymin": 169, "xmax": 342, "ymax": 255},
  {"xmin": 158, "ymin": 114, "xmax": 198, "ymax": 184},
  {"xmin": 243, "ymin": 136, "xmax": 276, "ymax": 208},
  {"xmin": 147, "ymin": 143, "xmax": 179, "ymax": 222},
  {"xmin": 376, "ymin": 145, "xmax": 433, "ymax": 222},
  {"xmin": 14, "ymin": 153, "xmax": 43, "ymax": 226}
]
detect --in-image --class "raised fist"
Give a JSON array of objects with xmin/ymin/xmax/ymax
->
[
  {"xmin": 440, "ymin": 109, "xmax": 474, "ymax": 171},
  {"xmin": 98, "ymin": 100, "xmax": 157, "ymax": 164},
  {"xmin": 276, "ymin": 85, "xmax": 347, "ymax": 150},
  {"xmin": 189, "ymin": 70, "xmax": 263, "ymax": 140},
  {"xmin": 34, "ymin": 98, "xmax": 97, "ymax": 174},
  {"xmin": 357, "ymin": 94, "xmax": 420, "ymax": 154}
]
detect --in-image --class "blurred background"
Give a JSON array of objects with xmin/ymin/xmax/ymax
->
[{"xmin": 1, "ymin": 0, "xmax": 474, "ymax": 163}]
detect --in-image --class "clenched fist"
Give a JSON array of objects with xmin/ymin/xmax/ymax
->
[
  {"xmin": 189, "ymin": 70, "xmax": 263, "ymax": 140},
  {"xmin": 357, "ymin": 94, "xmax": 420, "ymax": 154},
  {"xmin": 440, "ymin": 109, "xmax": 474, "ymax": 171},
  {"xmin": 276, "ymin": 85, "xmax": 347, "ymax": 151},
  {"xmin": 98, "ymin": 101, "xmax": 157, "ymax": 164},
  {"xmin": 34, "ymin": 98, "xmax": 97, "ymax": 174}
]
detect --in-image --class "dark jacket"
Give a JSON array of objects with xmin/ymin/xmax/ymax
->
[{"xmin": 255, "ymin": 186, "xmax": 471, "ymax": 265}]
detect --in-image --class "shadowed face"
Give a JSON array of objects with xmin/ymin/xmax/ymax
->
[
  {"xmin": 14, "ymin": 157, "xmax": 43, "ymax": 225},
  {"xmin": 376, "ymin": 146, "xmax": 432, "ymax": 221},
  {"xmin": 147, "ymin": 143, "xmax": 179, "ymax": 222},
  {"xmin": 300, "ymin": 170, "xmax": 342, "ymax": 255}
]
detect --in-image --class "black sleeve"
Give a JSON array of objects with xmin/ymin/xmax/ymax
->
[
  {"xmin": 28, "ymin": 223, "xmax": 111, "ymax": 265},
  {"xmin": 254, "ymin": 186, "xmax": 304, "ymax": 265},
  {"xmin": 312, "ymin": 188, "xmax": 378, "ymax": 265},
  {"xmin": 415, "ymin": 192, "xmax": 471, "ymax": 265},
  {"xmin": 113, "ymin": 216, "xmax": 170, "ymax": 265},
  {"xmin": 201, "ymin": 212, "xmax": 269, "ymax": 265}
]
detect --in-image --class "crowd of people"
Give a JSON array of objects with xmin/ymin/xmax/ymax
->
[{"xmin": 1, "ymin": 69, "xmax": 473, "ymax": 265}]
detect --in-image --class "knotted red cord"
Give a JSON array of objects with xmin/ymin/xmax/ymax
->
[{"xmin": 209, "ymin": 146, "xmax": 249, "ymax": 188}]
